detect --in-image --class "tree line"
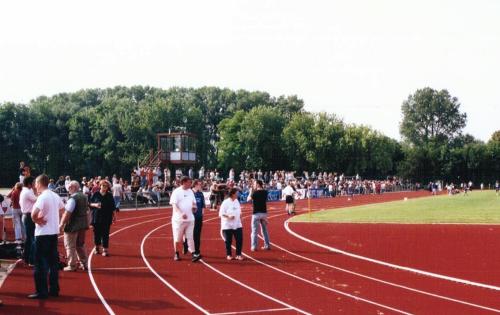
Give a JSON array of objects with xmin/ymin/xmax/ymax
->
[{"xmin": 0, "ymin": 86, "xmax": 498, "ymax": 187}]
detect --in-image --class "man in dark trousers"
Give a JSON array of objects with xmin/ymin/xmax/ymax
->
[
  {"xmin": 184, "ymin": 179, "xmax": 206, "ymax": 262},
  {"xmin": 30, "ymin": 174, "xmax": 64, "ymax": 299},
  {"xmin": 247, "ymin": 179, "xmax": 271, "ymax": 251}
]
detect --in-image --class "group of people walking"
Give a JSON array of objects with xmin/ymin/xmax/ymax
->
[{"xmin": 170, "ymin": 177, "xmax": 272, "ymax": 262}]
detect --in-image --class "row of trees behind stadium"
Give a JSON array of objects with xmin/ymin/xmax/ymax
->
[{"xmin": 0, "ymin": 86, "xmax": 498, "ymax": 186}]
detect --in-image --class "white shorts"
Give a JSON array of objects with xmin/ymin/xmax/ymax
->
[{"xmin": 172, "ymin": 220, "xmax": 194, "ymax": 243}]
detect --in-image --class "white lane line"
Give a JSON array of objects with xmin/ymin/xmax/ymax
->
[
  {"xmin": 88, "ymin": 215, "xmax": 169, "ymax": 315},
  {"xmin": 142, "ymin": 214, "xmax": 310, "ymax": 315},
  {"xmin": 210, "ymin": 307, "xmax": 292, "ymax": 315},
  {"xmin": 285, "ymin": 220, "xmax": 500, "ymax": 292},
  {"xmin": 141, "ymin": 223, "xmax": 211, "ymax": 315},
  {"xmin": 220, "ymin": 230, "xmax": 412, "ymax": 315},
  {"xmin": 200, "ymin": 259, "xmax": 311, "ymax": 315},
  {"xmin": 258, "ymin": 235, "xmax": 500, "ymax": 313},
  {"xmin": 92, "ymin": 267, "xmax": 150, "ymax": 271}
]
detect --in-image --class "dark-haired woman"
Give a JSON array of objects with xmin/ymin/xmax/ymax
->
[
  {"xmin": 219, "ymin": 188, "xmax": 243, "ymax": 260},
  {"xmin": 90, "ymin": 180, "xmax": 116, "ymax": 257}
]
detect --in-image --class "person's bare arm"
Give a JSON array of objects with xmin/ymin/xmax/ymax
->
[{"xmin": 31, "ymin": 207, "xmax": 46, "ymax": 226}]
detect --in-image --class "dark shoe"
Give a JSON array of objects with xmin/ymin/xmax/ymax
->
[
  {"xmin": 261, "ymin": 246, "xmax": 271, "ymax": 250},
  {"xmin": 174, "ymin": 252, "xmax": 180, "ymax": 261},
  {"xmin": 27, "ymin": 293, "xmax": 48, "ymax": 299},
  {"xmin": 191, "ymin": 254, "xmax": 201, "ymax": 262},
  {"xmin": 49, "ymin": 291, "xmax": 59, "ymax": 297}
]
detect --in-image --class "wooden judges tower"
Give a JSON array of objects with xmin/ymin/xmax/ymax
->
[{"xmin": 140, "ymin": 131, "xmax": 197, "ymax": 169}]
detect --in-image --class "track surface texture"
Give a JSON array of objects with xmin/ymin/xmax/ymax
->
[{"xmin": 1, "ymin": 190, "xmax": 499, "ymax": 314}]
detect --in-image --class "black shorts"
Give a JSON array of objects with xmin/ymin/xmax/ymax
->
[{"xmin": 285, "ymin": 195, "xmax": 294, "ymax": 204}]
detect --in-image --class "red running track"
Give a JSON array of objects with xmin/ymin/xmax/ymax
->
[{"xmin": 1, "ymin": 191, "xmax": 499, "ymax": 314}]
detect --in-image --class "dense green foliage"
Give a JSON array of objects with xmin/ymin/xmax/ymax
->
[
  {"xmin": 0, "ymin": 86, "xmax": 498, "ymax": 186},
  {"xmin": 292, "ymin": 191, "xmax": 500, "ymax": 224},
  {"xmin": 399, "ymin": 88, "xmax": 499, "ymax": 184}
]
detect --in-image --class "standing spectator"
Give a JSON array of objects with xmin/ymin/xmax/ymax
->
[
  {"xmin": 219, "ymin": 188, "xmax": 243, "ymax": 261},
  {"xmin": 89, "ymin": 180, "xmax": 116, "ymax": 257},
  {"xmin": 198, "ymin": 166, "xmax": 205, "ymax": 179},
  {"xmin": 20, "ymin": 176, "xmax": 37, "ymax": 266},
  {"xmin": 164, "ymin": 167, "xmax": 171, "ymax": 183},
  {"xmin": 188, "ymin": 167, "xmax": 194, "ymax": 179},
  {"xmin": 111, "ymin": 180, "xmax": 123, "ymax": 211},
  {"xmin": 59, "ymin": 181, "xmax": 89, "ymax": 271},
  {"xmin": 7, "ymin": 183, "xmax": 25, "ymax": 243},
  {"xmin": 147, "ymin": 168, "xmax": 154, "ymax": 187},
  {"xmin": 169, "ymin": 177, "xmax": 196, "ymax": 261},
  {"xmin": 23, "ymin": 164, "xmax": 31, "ymax": 179},
  {"xmin": 175, "ymin": 168, "xmax": 183, "ymax": 179},
  {"xmin": 209, "ymin": 182, "xmax": 218, "ymax": 210},
  {"xmin": 247, "ymin": 180, "xmax": 271, "ymax": 251},
  {"xmin": 19, "ymin": 161, "xmax": 26, "ymax": 183},
  {"xmin": 183, "ymin": 179, "xmax": 205, "ymax": 261},
  {"xmin": 282, "ymin": 182, "xmax": 296, "ymax": 215},
  {"xmin": 64, "ymin": 176, "xmax": 72, "ymax": 193},
  {"xmin": 29, "ymin": 174, "xmax": 63, "ymax": 299}
]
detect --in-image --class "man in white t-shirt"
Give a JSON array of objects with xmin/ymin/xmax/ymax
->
[
  {"xmin": 29, "ymin": 174, "xmax": 64, "ymax": 299},
  {"xmin": 169, "ymin": 176, "xmax": 197, "ymax": 262}
]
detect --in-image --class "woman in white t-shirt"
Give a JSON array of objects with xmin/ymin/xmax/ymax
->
[{"xmin": 219, "ymin": 188, "xmax": 243, "ymax": 261}]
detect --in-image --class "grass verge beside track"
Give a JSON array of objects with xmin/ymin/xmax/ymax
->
[{"xmin": 291, "ymin": 191, "xmax": 500, "ymax": 224}]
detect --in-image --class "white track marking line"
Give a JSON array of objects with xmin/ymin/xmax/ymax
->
[
  {"xmin": 285, "ymin": 220, "xmax": 500, "ymax": 292},
  {"xmin": 210, "ymin": 307, "xmax": 292, "ymax": 315},
  {"xmin": 200, "ymin": 259, "xmax": 311, "ymax": 315},
  {"xmin": 142, "ymin": 215, "xmax": 311, "ymax": 315},
  {"xmin": 141, "ymin": 222, "xmax": 211, "ymax": 315},
  {"xmin": 88, "ymin": 215, "xmax": 169, "ymax": 315},
  {"xmin": 258, "ymin": 235, "xmax": 500, "ymax": 313},
  {"xmin": 220, "ymin": 230, "xmax": 412, "ymax": 315}
]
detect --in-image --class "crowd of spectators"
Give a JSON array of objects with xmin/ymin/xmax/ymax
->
[{"xmin": 40, "ymin": 167, "xmax": 412, "ymax": 208}]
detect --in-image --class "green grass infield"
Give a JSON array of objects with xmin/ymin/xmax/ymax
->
[{"xmin": 291, "ymin": 191, "xmax": 500, "ymax": 224}]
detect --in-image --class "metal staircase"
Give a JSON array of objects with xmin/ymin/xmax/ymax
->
[{"xmin": 139, "ymin": 149, "xmax": 163, "ymax": 168}]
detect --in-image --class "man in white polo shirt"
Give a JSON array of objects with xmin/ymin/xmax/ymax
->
[
  {"xmin": 169, "ymin": 176, "xmax": 197, "ymax": 262},
  {"xmin": 29, "ymin": 174, "xmax": 64, "ymax": 299}
]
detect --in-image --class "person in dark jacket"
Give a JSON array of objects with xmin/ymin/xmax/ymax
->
[
  {"xmin": 183, "ymin": 179, "xmax": 206, "ymax": 261},
  {"xmin": 89, "ymin": 180, "xmax": 116, "ymax": 257}
]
